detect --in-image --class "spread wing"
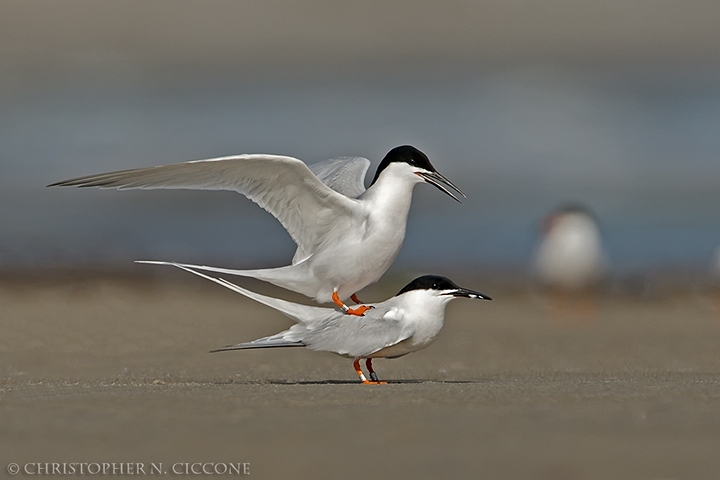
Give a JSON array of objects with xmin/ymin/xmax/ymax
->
[
  {"xmin": 309, "ymin": 156, "xmax": 370, "ymax": 199},
  {"xmin": 49, "ymin": 154, "xmax": 362, "ymax": 260}
]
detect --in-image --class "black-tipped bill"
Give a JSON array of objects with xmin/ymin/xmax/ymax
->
[
  {"xmin": 415, "ymin": 171, "xmax": 466, "ymax": 203},
  {"xmin": 443, "ymin": 287, "xmax": 492, "ymax": 300}
]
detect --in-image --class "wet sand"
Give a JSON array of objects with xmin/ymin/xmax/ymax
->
[{"xmin": 3, "ymin": 274, "xmax": 720, "ymax": 479}]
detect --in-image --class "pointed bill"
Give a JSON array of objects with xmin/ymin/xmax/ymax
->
[
  {"xmin": 444, "ymin": 287, "xmax": 492, "ymax": 300},
  {"xmin": 415, "ymin": 171, "xmax": 466, "ymax": 203}
]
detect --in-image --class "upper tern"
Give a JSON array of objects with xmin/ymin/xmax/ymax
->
[
  {"xmin": 171, "ymin": 263, "xmax": 490, "ymax": 384},
  {"xmin": 49, "ymin": 145, "xmax": 464, "ymax": 315}
]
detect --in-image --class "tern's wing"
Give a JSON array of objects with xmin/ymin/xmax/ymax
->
[
  {"xmin": 213, "ymin": 306, "xmax": 414, "ymax": 358},
  {"xmin": 301, "ymin": 307, "xmax": 415, "ymax": 358},
  {"xmin": 213, "ymin": 311, "xmax": 414, "ymax": 357},
  {"xmin": 49, "ymin": 154, "xmax": 362, "ymax": 260},
  {"xmin": 308, "ymin": 156, "xmax": 370, "ymax": 199}
]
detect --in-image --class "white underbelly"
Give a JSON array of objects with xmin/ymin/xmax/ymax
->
[
  {"xmin": 310, "ymin": 229, "xmax": 405, "ymax": 302},
  {"xmin": 369, "ymin": 336, "xmax": 436, "ymax": 359}
]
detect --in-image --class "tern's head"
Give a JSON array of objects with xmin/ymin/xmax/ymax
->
[
  {"xmin": 541, "ymin": 204, "xmax": 599, "ymax": 236},
  {"xmin": 396, "ymin": 275, "xmax": 491, "ymax": 303},
  {"xmin": 370, "ymin": 146, "xmax": 465, "ymax": 202}
]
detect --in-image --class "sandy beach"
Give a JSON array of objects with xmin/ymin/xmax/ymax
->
[{"xmin": 2, "ymin": 272, "xmax": 720, "ymax": 479}]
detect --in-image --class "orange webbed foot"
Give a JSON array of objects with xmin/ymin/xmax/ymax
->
[
  {"xmin": 359, "ymin": 359, "xmax": 386, "ymax": 384},
  {"xmin": 345, "ymin": 305, "xmax": 373, "ymax": 316},
  {"xmin": 353, "ymin": 359, "xmax": 387, "ymax": 384},
  {"xmin": 332, "ymin": 291, "xmax": 372, "ymax": 316}
]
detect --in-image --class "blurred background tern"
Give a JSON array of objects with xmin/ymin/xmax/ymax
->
[
  {"xmin": 533, "ymin": 204, "xmax": 606, "ymax": 293},
  {"xmin": 532, "ymin": 204, "xmax": 607, "ymax": 321}
]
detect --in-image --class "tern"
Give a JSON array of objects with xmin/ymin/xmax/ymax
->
[
  {"xmin": 170, "ymin": 263, "xmax": 490, "ymax": 384},
  {"xmin": 711, "ymin": 246, "xmax": 720, "ymax": 284},
  {"xmin": 49, "ymin": 145, "xmax": 464, "ymax": 315},
  {"xmin": 533, "ymin": 204, "xmax": 606, "ymax": 292}
]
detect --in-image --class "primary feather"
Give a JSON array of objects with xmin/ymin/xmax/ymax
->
[
  {"xmin": 49, "ymin": 154, "xmax": 361, "ymax": 266},
  {"xmin": 308, "ymin": 156, "xmax": 371, "ymax": 199}
]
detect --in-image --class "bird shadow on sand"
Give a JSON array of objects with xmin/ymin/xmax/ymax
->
[{"xmin": 264, "ymin": 379, "xmax": 478, "ymax": 385}]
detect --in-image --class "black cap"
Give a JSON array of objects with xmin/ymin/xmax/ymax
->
[{"xmin": 371, "ymin": 145, "xmax": 435, "ymax": 185}]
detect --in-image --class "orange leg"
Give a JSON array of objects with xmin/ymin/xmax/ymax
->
[
  {"xmin": 353, "ymin": 358, "xmax": 368, "ymax": 383},
  {"xmin": 351, "ymin": 293, "xmax": 363, "ymax": 304},
  {"xmin": 365, "ymin": 358, "xmax": 386, "ymax": 384},
  {"xmin": 333, "ymin": 291, "xmax": 372, "ymax": 316},
  {"xmin": 353, "ymin": 359, "xmax": 386, "ymax": 385}
]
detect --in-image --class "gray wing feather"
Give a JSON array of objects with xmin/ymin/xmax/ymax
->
[
  {"xmin": 217, "ymin": 312, "xmax": 413, "ymax": 358},
  {"xmin": 302, "ymin": 310, "xmax": 414, "ymax": 358},
  {"xmin": 211, "ymin": 333, "xmax": 304, "ymax": 352},
  {"xmin": 308, "ymin": 157, "xmax": 370, "ymax": 199},
  {"xmin": 49, "ymin": 154, "xmax": 361, "ymax": 260},
  {"xmin": 213, "ymin": 318, "xmax": 411, "ymax": 358}
]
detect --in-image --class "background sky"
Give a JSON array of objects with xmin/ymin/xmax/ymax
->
[{"xmin": 2, "ymin": 1, "xmax": 720, "ymax": 279}]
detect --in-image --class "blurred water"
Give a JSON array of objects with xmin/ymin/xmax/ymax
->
[{"xmin": 2, "ymin": 67, "xmax": 719, "ymax": 275}]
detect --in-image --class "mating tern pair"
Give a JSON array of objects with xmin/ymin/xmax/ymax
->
[
  {"xmin": 51, "ymin": 145, "xmax": 489, "ymax": 382},
  {"xmin": 50, "ymin": 145, "xmax": 464, "ymax": 315}
]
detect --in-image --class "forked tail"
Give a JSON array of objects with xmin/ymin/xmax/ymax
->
[
  {"xmin": 136, "ymin": 260, "xmax": 316, "ymax": 298},
  {"xmin": 136, "ymin": 261, "xmax": 332, "ymax": 324}
]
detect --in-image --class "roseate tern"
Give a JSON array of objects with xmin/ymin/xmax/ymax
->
[
  {"xmin": 170, "ymin": 263, "xmax": 490, "ymax": 384},
  {"xmin": 49, "ymin": 145, "xmax": 464, "ymax": 315},
  {"xmin": 533, "ymin": 204, "xmax": 606, "ymax": 291},
  {"xmin": 711, "ymin": 246, "xmax": 720, "ymax": 283}
]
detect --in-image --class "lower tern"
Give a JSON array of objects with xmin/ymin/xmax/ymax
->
[
  {"xmin": 170, "ymin": 264, "xmax": 490, "ymax": 384},
  {"xmin": 49, "ymin": 145, "xmax": 463, "ymax": 315}
]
